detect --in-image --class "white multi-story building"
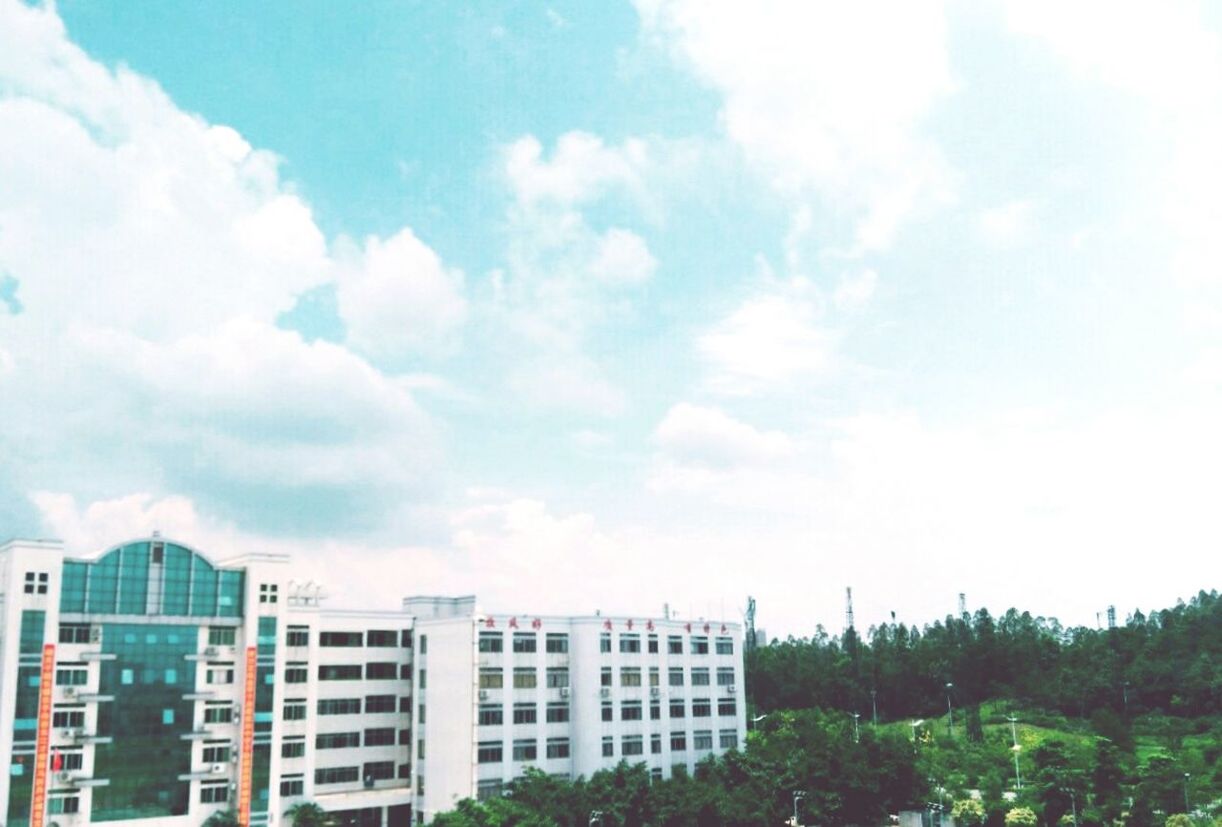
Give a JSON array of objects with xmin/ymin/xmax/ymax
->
[{"xmin": 0, "ymin": 536, "xmax": 746, "ymax": 827}]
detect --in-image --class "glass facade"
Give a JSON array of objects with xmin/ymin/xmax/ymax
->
[
  {"xmin": 59, "ymin": 542, "xmax": 244, "ymax": 617},
  {"xmin": 7, "ymin": 612, "xmax": 46, "ymax": 827},
  {"xmin": 252, "ymin": 616, "xmax": 277, "ymax": 820},
  {"xmin": 91, "ymin": 623, "xmax": 198, "ymax": 821}
]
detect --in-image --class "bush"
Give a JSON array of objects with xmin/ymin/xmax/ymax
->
[{"xmin": 1005, "ymin": 807, "xmax": 1038, "ymax": 827}]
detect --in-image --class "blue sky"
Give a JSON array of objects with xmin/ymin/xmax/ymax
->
[{"xmin": 1, "ymin": 0, "xmax": 1219, "ymax": 636}]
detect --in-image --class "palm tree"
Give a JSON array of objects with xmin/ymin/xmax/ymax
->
[
  {"xmin": 285, "ymin": 802, "xmax": 334, "ymax": 827},
  {"xmin": 202, "ymin": 810, "xmax": 240, "ymax": 827}
]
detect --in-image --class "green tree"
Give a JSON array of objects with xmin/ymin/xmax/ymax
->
[
  {"xmin": 1163, "ymin": 815, "xmax": 1192, "ymax": 827},
  {"xmin": 285, "ymin": 802, "xmax": 335, "ymax": 827},
  {"xmin": 202, "ymin": 811, "xmax": 240, "ymax": 827},
  {"xmin": 1005, "ymin": 807, "xmax": 1037, "ymax": 827},
  {"xmin": 952, "ymin": 799, "xmax": 986, "ymax": 827}
]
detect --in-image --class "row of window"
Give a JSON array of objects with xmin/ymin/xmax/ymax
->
[
  {"xmin": 282, "ymin": 663, "xmax": 407, "ymax": 682},
  {"xmin": 478, "ymin": 631, "xmax": 735, "ymax": 656},
  {"xmin": 600, "ymin": 730, "xmax": 739, "ymax": 757},
  {"xmin": 602, "ymin": 666, "xmax": 736, "ymax": 687},
  {"xmin": 283, "ymin": 696, "xmax": 411, "ymax": 721},
  {"xmin": 478, "ymin": 703, "xmax": 569, "ymax": 725},
  {"xmin": 602, "ymin": 699, "xmax": 737, "ymax": 721},
  {"xmin": 476, "ymin": 737, "xmax": 571, "ymax": 763},
  {"xmin": 478, "ymin": 632, "xmax": 570, "ymax": 653},
  {"xmin": 314, "ymin": 762, "xmax": 397, "ymax": 785},
  {"xmin": 314, "ymin": 728, "xmax": 407, "ymax": 749}
]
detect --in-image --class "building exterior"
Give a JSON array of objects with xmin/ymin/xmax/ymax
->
[{"xmin": 0, "ymin": 536, "xmax": 746, "ymax": 827}]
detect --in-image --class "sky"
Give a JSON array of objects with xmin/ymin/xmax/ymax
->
[{"xmin": 1, "ymin": 0, "xmax": 1220, "ymax": 639}]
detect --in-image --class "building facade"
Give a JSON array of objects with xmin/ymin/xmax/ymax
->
[{"xmin": 0, "ymin": 537, "xmax": 746, "ymax": 827}]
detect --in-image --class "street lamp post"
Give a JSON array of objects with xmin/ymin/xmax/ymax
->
[
  {"xmin": 1183, "ymin": 773, "xmax": 1191, "ymax": 814},
  {"xmin": 1006, "ymin": 715, "xmax": 1022, "ymax": 792},
  {"xmin": 791, "ymin": 791, "xmax": 807, "ymax": 827},
  {"xmin": 871, "ymin": 689, "xmax": 878, "ymax": 727},
  {"xmin": 589, "ymin": 810, "xmax": 604, "ymax": 827},
  {"xmin": 945, "ymin": 683, "xmax": 955, "ymax": 738},
  {"xmin": 853, "ymin": 712, "xmax": 861, "ymax": 743},
  {"xmin": 1067, "ymin": 788, "xmax": 1078, "ymax": 827}
]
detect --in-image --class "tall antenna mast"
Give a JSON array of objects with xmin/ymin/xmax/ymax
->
[
  {"xmin": 1107, "ymin": 605, "xmax": 1116, "ymax": 629},
  {"xmin": 958, "ymin": 592, "xmax": 967, "ymax": 617},
  {"xmin": 845, "ymin": 587, "xmax": 855, "ymax": 632},
  {"xmin": 745, "ymin": 596, "xmax": 757, "ymax": 652}
]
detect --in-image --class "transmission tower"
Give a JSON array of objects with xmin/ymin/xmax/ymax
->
[
  {"xmin": 745, "ymin": 596, "xmax": 757, "ymax": 652},
  {"xmin": 845, "ymin": 587, "xmax": 855, "ymax": 632},
  {"xmin": 1107, "ymin": 605, "xmax": 1116, "ymax": 629},
  {"xmin": 958, "ymin": 592, "xmax": 967, "ymax": 617}
]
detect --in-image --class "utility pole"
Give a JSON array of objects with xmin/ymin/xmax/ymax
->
[
  {"xmin": 871, "ymin": 689, "xmax": 878, "ymax": 727},
  {"xmin": 1006, "ymin": 715, "xmax": 1022, "ymax": 791},
  {"xmin": 852, "ymin": 712, "xmax": 860, "ymax": 743},
  {"xmin": 945, "ymin": 682, "xmax": 955, "ymax": 738}
]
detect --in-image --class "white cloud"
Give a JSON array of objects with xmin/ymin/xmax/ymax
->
[
  {"xmin": 978, "ymin": 199, "xmax": 1038, "ymax": 248},
  {"xmin": 588, "ymin": 227, "xmax": 657, "ymax": 286},
  {"xmin": 653, "ymin": 403, "xmax": 793, "ymax": 469},
  {"xmin": 336, "ymin": 228, "xmax": 468, "ymax": 363},
  {"xmin": 504, "ymin": 131, "xmax": 648, "ymax": 208},
  {"xmin": 833, "ymin": 269, "xmax": 878, "ymax": 312},
  {"xmin": 637, "ymin": 0, "xmax": 955, "ymax": 251}
]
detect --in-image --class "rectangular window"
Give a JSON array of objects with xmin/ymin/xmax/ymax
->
[
  {"xmin": 692, "ymin": 699, "xmax": 712, "ymax": 718},
  {"xmin": 718, "ymin": 698, "xmax": 737, "ymax": 717},
  {"xmin": 204, "ymin": 704, "xmax": 233, "ymax": 724},
  {"xmin": 546, "ymin": 668, "xmax": 569, "ymax": 688},
  {"xmin": 320, "ymin": 631, "xmax": 363, "ymax": 647},
  {"xmin": 620, "ymin": 667, "xmax": 642, "ymax": 687},
  {"xmin": 200, "ymin": 783, "xmax": 229, "ymax": 804},
  {"xmin": 621, "ymin": 701, "xmax": 643, "ymax": 721},
  {"xmin": 316, "ymin": 732, "xmax": 361, "ymax": 749},
  {"xmin": 602, "ymin": 736, "xmax": 614, "ymax": 757},
  {"xmin": 601, "ymin": 667, "xmax": 613, "ymax": 687},
  {"xmin": 319, "ymin": 664, "xmax": 362, "ymax": 681},
  {"xmin": 691, "ymin": 637, "xmax": 710, "ymax": 655},
  {"xmin": 208, "ymin": 627, "xmax": 236, "ymax": 646},
  {"xmin": 668, "ymin": 668, "xmax": 684, "ymax": 687},
  {"xmin": 650, "ymin": 733, "xmax": 662, "ymax": 754},
  {"xmin": 280, "ymin": 776, "xmax": 305, "ymax": 797},
  {"xmin": 512, "ymin": 633, "xmax": 537, "ymax": 653},
  {"xmin": 648, "ymin": 635, "xmax": 659, "ymax": 654},
  {"xmin": 693, "ymin": 730, "xmax": 713, "ymax": 750},
  {"xmin": 669, "ymin": 700, "xmax": 686, "ymax": 719},
  {"xmin": 601, "ymin": 703, "xmax": 613, "ymax": 722},
  {"xmin": 399, "ymin": 696, "xmax": 411, "ymax": 713},
  {"xmin": 546, "ymin": 738, "xmax": 570, "ymax": 759},
  {"xmin": 282, "ymin": 701, "xmax": 307, "ymax": 721},
  {"xmin": 57, "ymin": 624, "xmax": 91, "ymax": 644},
  {"xmin": 52, "ymin": 709, "xmax": 86, "ymax": 728},
  {"xmin": 365, "ymin": 662, "xmax": 397, "ymax": 680},
  {"xmin": 286, "ymin": 627, "xmax": 309, "ymax": 647},
  {"xmin": 650, "ymin": 703, "xmax": 661, "ymax": 720},
  {"xmin": 599, "ymin": 633, "xmax": 611, "ymax": 653},
  {"xmin": 670, "ymin": 732, "xmax": 687, "ymax": 751},
  {"xmin": 719, "ymin": 729, "xmax": 738, "ymax": 749},
  {"xmin": 315, "ymin": 766, "xmax": 360, "ymax": 785},
  {"xmin": 401, "ymin": 629, "xmax": 413, "ymax": 648},
  {"xmin": 282, "ymin": 739, "xmax": 305, "ymax": 758},
  {"xmin": 399, "ymin": 728, "xmax": 411, "ymax": 745},
  {"xmin": 691, "ymin": 668, "xmax": 710, "ymax": 686},
  {"xmin": 48, "ymin": 795, "xmax": 80, "ymax": 815},
  {"xmin": 417, "ymin": 739, "xmax": 425, "ymax": 760},
  {"xmin": 545, "ymin": 633, "xmax": 568, "ymax": 653},
  {"xmin": 365, "ymin": 728, "xmax": 395, "ymax": 746},
  {"xmin": 477, "ymin": 780, "xmax": 503, "ymax": 801},
  {"xmin": 513, "ymin": 668, "xmax": 537, "ymax": 689},
  {"xmin": 622, "ymin": 735, "xmax": 644, "ymax": 756},
  {"xmin": 717, "ymin": 668, "xmax": 735, "ymax": 686},
  {"xmin": 318, "ymin": 698, "xmax": 362, "ymax": 716},
  {"xmin": 477, "ymin": 742, "xmax": 503, "ymax": 764},
  {"xmin": 55, "ymin": 667, "xmax": 88, "ymax": 686},
  {"xmin": 512, "ymin": 739, "xmax": 537, "ymax": 761},
  {"xmin": 419, "ymin": 635, "xmax": 427, "ymax": 654},
  {"xmin": 479, "ymin": 669, "xmax": 503, "ymax": 689},
  {"xmin": 478, "ymin": 632, "xmax": 503, "ymax": 653},
  {"xmin": 418, "ymin": 705, "xmax": 425, "ymax": 724},
  {"xmin": 546, "ymin": 703, "xmax": 569, "ymax": 723},
  {"xmin": 649, "ymin": 667, "xmax": 660, "ymax": 687},
  {"xmin": 478, "ymin": 705, "xmax": 503, "ymax": 726},
  {"xmin": 513, "ymin": 704, "xmax": 537, "ymax": 725},
  {"xmin": 284, "ymin": 665, "xmax": 308, "ymax": 683},
  {"xmin": 202, "ymin": 743, "xmax": 231, "ymax": 763},
  {"xmin": 365, "ymin": 695, "xmax": 396, "ymax": 713},
  {"xmin": 715, "ymin": 637, "xmax": 734, "ymax": 655},
  {"xmin": 668, "ymin": 636, "xmax": 683, "ymax": 655},
  {"xmin": 366, "ymin": 629, "xmax": 398, "ymax": 647},
  {"xmin": 619, "ymin": 634, "xmax": 641, "ymax": 653},
  {"xmin": 364, "ymin": 761, "xmax": 395, "ymax": 781},
  {"xmin": 418, "ymin": 669, "xmax": 426, "ymax": 689}
]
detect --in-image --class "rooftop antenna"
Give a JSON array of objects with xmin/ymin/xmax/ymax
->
[
  {"xmin": 745, "ymin": 596, "xmax": 757, "ymax": 652},
  {"xmin": 958, "ymin": 592, "xmax": 967, "ymax": 617},
  {"xmin": 845, "ymin": 587, "xmax": 855, "ymax": 632},
  {"xmin": 1107, "ymin": 605, "xmax": 1116, "ymax": 629}
]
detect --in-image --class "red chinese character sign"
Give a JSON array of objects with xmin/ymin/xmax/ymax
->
[
  {"xmin": 646, "ymin": 620, "xmax": 655, "ymax": 632},
  {"xmin": 29, "ymin": 644, "xmax": 55, "ymax": 827},
  {"xmin": 484, "ymin": 617, "xmax": 496, "ymax": 629},
  {"xmin": 237, "ymin": 647, "xmax": 257, "ymax": 827},
  {"xmin": 603, "ymin": 619, "xmax": 612, "ymax": 631},
  {"xmin": 508, "ymin": 617, "xmax": 519, "ymax": 629},
  {"xmin": 626, "ymin": 619, "xmax": 634, "ymax": 630},
  {"xmin": 531, "ymin": 618, "xmax": 542, "ymax": 630}
]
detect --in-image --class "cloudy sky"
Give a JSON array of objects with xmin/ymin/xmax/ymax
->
[{"xmin": 1, "ymin": 0, "xmax": 1219, "ymax": 637}]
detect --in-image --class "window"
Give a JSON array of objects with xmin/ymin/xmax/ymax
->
[
  {"xmin": 546, "ymin": 668, "xmax": 569, "ymax": 688},
  {"xmin": 670, "ymin": 732, "xmax": 687, "ymax": 751},
  {"xmin": 478, "ymin": 705, "xmax": 503, "ymax": 726},
  {"xmin": 692, "ymin": 699, "xmax": 712, "ymax": 718},
  {"xmin": 649, "ymin": 667, "xmax": 660, "ymax": 687},
  {"xmin": 200, "ymin": 783, "xmax": 229, "ymax": 804},
  {"xmin": 285, "ymin": 665, "xmax": 308, "ymax": 683},
  {"xmin": 418, "ymin": 705, "xmax": 425, "ymax": 724},
  {"xmin": 477, "ymin": 742, "xmax": 503, "ymax": 763},
  {"xmin": 48, "ymin": 795, "xmax": 80, "ymax": 815},
  {"xmin": 602, "ymin": 736, "xmax": 614, "ymax": 757},
  {"xmin": 720, "ymin": 729, "xmax": 738, "ymax": 749},
  {"xmin": 652, "ymin": 767, "xmax": 663, "ymax": 782},
  {"xmin": 365, "ymin": 728, "xmax": 395, "ymax": 746},
  {"xmin": 650, "ymin": 703, "xmax": 661, "ymax": 720},
  {"xmin": 621, "ymin": 667, "xmax": 642, "ymax": 687},
  {"xmin": 601, "ymin": 667, "xmax": 613, "ymax": 687},
  {"xmin": 479, "ymin": 669, "xmax": 503, "ymax": 689},
  {"xmin": 668, "ymin": 668, "xmax": 684, "ymax": 687},
  {"xmin": 477, "ymin": 779, "xmax": 503, "ymax": 801},
  {"xmin": 416, "ymin": 669, "xmax": 426, "ymax": 690},
  {"xmin": 669, "ymin": 700, "xmax": 686, "ymax": 719},
  {"xmin": 546, "ymin": 703, "xmax": 569, "ymax": 723},
  {"xmin": 202, "ymin": 743, "xmax": 231, "ymax": 763},
  {"xmin": 715, "ymin": 637, "xmax": 734, "ymax": 655},
  {"xmin": 419, "ymin": 635, "xmax": 427, "ymax": 654},
  {"xmin": 718, "ymin": 698, "xmax": 737, "ymax": 717},
  {"xmin": 365, "ymin": 695, "xmax": 396, "ymax": 713},
  {"xmin": 319, "ymin": 664, "xmax": 362, "ymax": 681},
  {"xmin": 50, "ymin": 751, "xmax": 84, "ymax": 770},
  {"xmin": 366, "ymin": 629, "xmax": 397, "ymax": 647},
  {"xmin": 282, "ymin": 739, "xmax": 305, "ymax": 758},
  {"xmin": 400, "ymin": 663, "xmax": 412, "ymax": 680},
  {"xmin": 366, "ymin": 662, "xmax": 397, "ymax": 680},
  {"xmin": 648, "ymin": 635, "xmax": 659, "ymax": 654},
  {"xmin": 364, "ymin": 761, "xmax": 394, "ymax": 781},
  {"xmin": 319, "ymin": 698, "xmax": 362, "ymax": 716},
  {"xmin": 546, "ymin": 738, "xmax": 570, "ymax": 759},
  {"xmin": 55, "ymin": 667, "xmax": 88, "ymax": 686},
  {"xmin": 622, "ymin": 735, "xmax": 644, "ymax": 756},
  {"xmin": 52, "ymin": 709, "xmax": 85, "ymax": 728},
  {"xmin": 258, "ymin": 583, "xmax": 278, "ymax": 604},
  {"xmin": 717, "ymin": 668, "xmax": 735, "ymax": 686},
  {"xmin": 399, "ymin": 696, "xmax": 411, "ymax": 713},
  {"xmin": 668, "ymin": 636, "xmax": 683, "ymax": 655},
  {"xmin": 208, "ymin": 627, "xmax": 236, "ymax": 646},
  {"xmin": 280, "ymin": 776, "xmax": 305, "ymax": 797},
  {"xmin": 399, "ymin": 728, "xmax": 411, "ymax": 745},
  {"xmin": 478, "ymin": 632, "xmax": 503, "ymax": 653},
  {"xmin": 545, "ymin": 633, "xmax": 568, "ymax": 653},
  {"xmin": 401, "ymin": 629, "xmax": 413, "ymax": 648},
  {"xmin": 512, "ymin": 633, "xmax": 537, "ymax": 653},
  {"xmin": 320, "ymin": 631, "xmax": 363, "ymax": 647},
  {"xmin": 315, "ymin": 766, "xmax": 359, "ymax": 785},
  {"xmin": 650, "ymin": 733, "xmax": 662, "ymax": 754},
  {"xmin": 24, "ymin": 571, "xmax": 48, "ymax": 595},
  {"xmin": 204, "ymin": 704, "xmax": 233, "ymax": 724},
  {"xmin": 286, "ymin": 627, "xmax": 309, "ymax": 647},
  {"xmin": 621, "ymin": 701, "xmax": 643, "ymax": 721},
  {"xmin": 58, "ymin": 624, "xmax": 91, "ymax": 644},
  {"xmin": 513, "ymin": 704, "xmax": 537, "ymax": 724},
  {"xmin": 283, "ymin": 701, "xmax": 307, "ymax": 721},
  {"xmin": 619, "ymin": 634, "xmax": 641, "ymax": 653},
  {"xmin": 599, "ymin": 633, "xmax": 611, "ymax": 653},
  {"xmin": 417, "ymin": 739, "xmax": 425, "ymax": 759},
  {"xmin": 691, "ymin": 637, "xmax": 710, "ymax": 655},
  {"xmin": 693, "ymin": 730, "xmax": 713, "ymax": 750},
  {"xmin": 691, "ymin": 668, "xmax": 710, "ymax": 686},
  {"xmin": 601, "ymin": 703, "xmax": 613, "ymax": 722},
  {"xmin": 513, "ymin": 668, "xmax": 537, "ymax": 689},
  {"xmin": 316, "ymin": 732, "xmax": 361, "ymax": 749},
  {"xmin": 512, "ymin": 739, "xmax": 537, "ymax": 761}
]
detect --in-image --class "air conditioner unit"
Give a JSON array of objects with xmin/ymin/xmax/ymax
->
[
  {"xmin": 727, "ymin": 686, "xmax": 737, "ymax": 694},
  {"xmin": 204, "ymin": 646, "xmax": 219, "ymax": 657},
  {"xmin": 63, "ymin": 687, "xmax": 76, "ymax": 698},
  {"xmin": 71, "ymin": 728, "xmax": 84, "ymax": 738},
  {"xmin": 478, "ymin": 689, "xmax": 489, "ymax": 700},
  {"xmin": 89, "ymin": 627, "xmax": 102, "ymax": 643},
  {"xmin": 650, "ymin": 687, "xmax": 660, "ymax": 697},
  {"xmin": 599, "ymin": 688, "xmax": 611, "ymax": 698},
  {"xmin": 558, "ymin": 687, "xmax": 570, "ymax": 698},
  {"xmin": 60, "ymin": 728, "xmax": 74, "ymax": 739},
  {"xmin": 56, "ymin": 771, "xmax": 72, "ymax": 782},
  {"xmin": 230, "ymin": 754, "xmax": 239, "ymax": 764},
  {"xmin": 211, "ymin": 764, "xmax": 225, "ymax": 774}
]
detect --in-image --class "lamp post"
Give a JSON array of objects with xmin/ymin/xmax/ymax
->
[
  {"xmin": 1122, "ymin": 681, "xmax": 1130, "ymax": 716},
  {"xmin": 853, "ymin": 712, "xmax": 861, "ymax": 743},
  {"xmin": 871, "ymin": 689, "xmax": 878, "ymax": 727},
  {"xmin": 1066, "ymin": 788, "xmax": 1078, "ymax": 827},
  {"xmin": 791, "ymin": 790, "xmax": 807, "ymax": 827},
  {"xmin": 589, "ymin": 810, "xmax": 604, "ymax": 827},
  {"xmin": 1183, "ymin": 773, "xmax": 1190, "ymax": 814},
  {"xmin": 1006, "ymin": 715, "xmax": 1022, "ymax": 791},
  {"xmin": 945, "ymin": 683, "xmax": 955, "ymax": 738}
]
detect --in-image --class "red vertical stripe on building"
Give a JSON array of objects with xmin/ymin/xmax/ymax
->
[
  {"xmin": 30, "ymin": 643, "xmax": 56, "ymax": 827},
  {"xmin": 238, "ymin": 646, "xmax": 257, "ymax": 827}
]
